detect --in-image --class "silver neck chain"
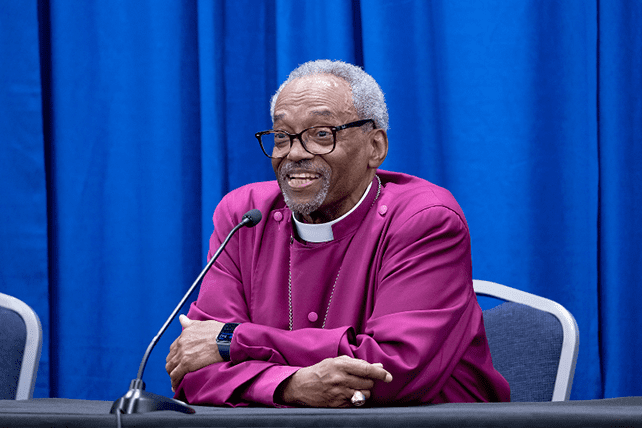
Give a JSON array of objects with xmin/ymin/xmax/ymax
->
[{"xmin": 287, "ymin": 175, "xmax": 382, "ymax": 331}]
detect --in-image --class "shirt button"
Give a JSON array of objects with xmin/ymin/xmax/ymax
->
[
  {"xmin": 273, "ymin": 212, "xmax": 283, "ymax": 222},
  {"xmin": 379, "ymin": 205, "xmax": 388, "ymax": 216},
  {"xmin": 308, "ymin": 312, "xmax": 318, "ymax": 322}
]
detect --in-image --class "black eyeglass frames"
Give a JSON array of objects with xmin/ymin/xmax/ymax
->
[{"xmin": 255, "ymin": 119, "xmax": 375, "ymax": 159}]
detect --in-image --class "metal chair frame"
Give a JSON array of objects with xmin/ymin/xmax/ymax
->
[
  {"xmin": 473, "ymin": 280, "xmax": 579, "ymax": 401},
  {"xmin": 0, "ymin": 292, "xmax": 42, "ymax": 399}
]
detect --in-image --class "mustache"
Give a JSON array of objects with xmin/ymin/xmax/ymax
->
[{"xmin": 278, "ymin": 160, "xmax": 330, "ymax": 180}]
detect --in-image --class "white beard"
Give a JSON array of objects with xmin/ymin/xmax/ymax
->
[{"xmin": 278, "ymin": 160, "xmax": 331, "ymax": 216}]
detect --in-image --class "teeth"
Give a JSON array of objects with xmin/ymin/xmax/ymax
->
[
  {"xmin": 288, "ymin": 173, "xmax": 318, "ymax": 179},
  {"xmin": 286, "ymin": 172, "xmax": 320, "ymax": 188}
]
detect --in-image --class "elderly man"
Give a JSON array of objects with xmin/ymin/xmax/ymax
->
[{"xmin": 165, "ymin": 59, "xmax": 510, "ymax": 407}]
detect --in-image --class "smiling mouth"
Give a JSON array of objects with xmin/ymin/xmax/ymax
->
[{"xmin": 287, "ymin": 173, "xmax": 320, "ymax": 188}]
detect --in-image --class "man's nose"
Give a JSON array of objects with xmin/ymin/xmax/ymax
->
[{"xmin": 286, "ymin": 136, "xmax": 314, "ymax": 161}]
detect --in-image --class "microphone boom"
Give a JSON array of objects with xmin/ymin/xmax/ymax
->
[{"xmin": 110, "ymin": 209, "xmax": 262, "ymax": 415}]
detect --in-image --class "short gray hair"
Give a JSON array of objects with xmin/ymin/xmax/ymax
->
[{"xmin": 270, "ymin": 59, "xmax": 389, "ymax": 131}]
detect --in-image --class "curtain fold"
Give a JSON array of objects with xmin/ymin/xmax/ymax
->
[
  {"xmin": 597, "ymin": 0, "xmax": 642, "ymax": 398},
  {"xmin": 0, "ymin": 0, "xmax": 640, "ymax": 401},
  {"xmin": 0, "ymin": 0, "xmax": 50, "ymax": 399}
]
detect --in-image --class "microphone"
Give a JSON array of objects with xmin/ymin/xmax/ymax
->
[
  {"xmin": 110, "ymin": 209, "xmax": 262, "ymax": 415},
  {"xmin": 242, "ymin": 208, "xmax": 262, "ymax": 227}
]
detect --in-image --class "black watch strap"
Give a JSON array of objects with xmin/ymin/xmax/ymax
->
[{"xmin": 216, "ymin": 322, "xmax": 240, "ymax": 361}]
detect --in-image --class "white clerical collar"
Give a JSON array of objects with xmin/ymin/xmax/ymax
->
[{"xmin": 293, "ymin": 181, "xmax": 373, "ymax": 243}]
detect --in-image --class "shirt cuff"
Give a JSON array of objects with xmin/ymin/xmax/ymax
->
[{"xmin": 239, "ymin": 364, "xmax": 301, "ymax": 407}]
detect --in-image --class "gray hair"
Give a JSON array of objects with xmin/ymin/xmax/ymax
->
[{"xmin": 270, "ymin": 59, "xmax": 389, "ymax": 131}]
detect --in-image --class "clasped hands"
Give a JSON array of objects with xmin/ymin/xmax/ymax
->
[{"xmin": 165, "ymin": 315, "xmax": 393, "ymax": 407}]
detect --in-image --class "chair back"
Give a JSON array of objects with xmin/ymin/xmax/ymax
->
[
  {"xmin": 473, "ymin": 280, "xmax": 579, "ymax": 401},
  {"xmin": 0, "ymin": 293, "xmax": 42, "ymax": 399}
]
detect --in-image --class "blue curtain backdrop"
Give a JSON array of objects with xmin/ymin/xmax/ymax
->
[{"xmin": 1, "ymin": 0, "xmax": 640, "ymax": 401}]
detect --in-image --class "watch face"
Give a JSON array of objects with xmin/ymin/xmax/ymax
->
[
  {"xmin": 218, "ymin": 332, "xmax": 233, "ymax": 342},
  {"xmin": 217, "ymin": 323, "xmax": 239, "ymax": 343},
  {"xmin": 217, "ymin": 324, "xmax": 238, "ymax": 362}
]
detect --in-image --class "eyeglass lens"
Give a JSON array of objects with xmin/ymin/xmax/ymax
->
[{"xmin": 263, "ymin": 127, "xmax": 335, "ymax": 157}]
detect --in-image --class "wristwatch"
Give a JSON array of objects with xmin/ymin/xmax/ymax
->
[{"xmin": 216, "ymin": 323, "xmax": 240, "ymax": 361}]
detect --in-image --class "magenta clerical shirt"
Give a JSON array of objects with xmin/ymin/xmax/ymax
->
[{"xmin": 175, "ymin": 170, "xmax": 510, "ymax": 406}]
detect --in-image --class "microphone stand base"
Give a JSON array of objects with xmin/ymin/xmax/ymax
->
[{"xmin": 110, "ymin": 379, "xmax": 195, "ymax": 414}]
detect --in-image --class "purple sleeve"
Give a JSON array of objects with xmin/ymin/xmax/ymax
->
[{"xmin": 176, "ymin": 360, "xmax": 299, "ymax": 407}]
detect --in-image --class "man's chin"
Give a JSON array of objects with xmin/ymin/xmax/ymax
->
[
  {"xmin": 283, "ymin": 195, "xmax": 322, "ymax": 216},
  {"xmin": 278, "ymin": 174, "xmax": 330, "ymax": 216},
  {"xmin": 279, "ymin": 186, "xmax": 322, "ymax": 215}
]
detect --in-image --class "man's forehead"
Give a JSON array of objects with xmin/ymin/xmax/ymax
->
[
  {"xmin": 273, "ymin": 74, "xmax": 354, "ymax": 121},
  {"xmin": 274, "ymin": 109, "xmax": 333, "ymax": 122}
]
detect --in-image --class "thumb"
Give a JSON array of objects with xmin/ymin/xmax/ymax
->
[{"xmin": 179, "ymin": 314, "xmax": 193, "ymax": 328}]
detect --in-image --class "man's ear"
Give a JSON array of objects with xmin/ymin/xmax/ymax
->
[{"xmin": 368, "ymin": 129, "xmax": 388, "ymax": 169}]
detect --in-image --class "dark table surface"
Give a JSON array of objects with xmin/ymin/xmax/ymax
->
[{"xmin": 1, "ymin": 396, "xmax": 641, "ymax": 428}]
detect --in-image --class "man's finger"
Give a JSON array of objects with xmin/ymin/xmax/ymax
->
[
  {"xmin": 371, "ymin": 362, "xmax": 393, "ymax": 382},
  {"xmin": 165, "ymin": 351, "xmax": 181, "ymax": 376},
  {"xmin": 179, "ymin": 314, "xmax": 192, "ymax": 328},
  {"xmin": 166, "ymin": 338, "xmax": 178, "ymax": 363},
  {"xmin": 170, "ymin": 365, "xmax": 186, "ymax": 391},
  {"xmin": 342, "ymin": 374, "xmax": 376, "ymax": 391},
  {"xmin": 337, "ymin": 357, "xmax": 393, "ymax": 383}
]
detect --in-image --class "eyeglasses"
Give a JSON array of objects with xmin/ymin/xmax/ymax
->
[{"xmin": 255, "ymin": 119, "xmax": 375, "ymax": 159}]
